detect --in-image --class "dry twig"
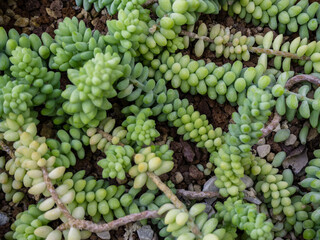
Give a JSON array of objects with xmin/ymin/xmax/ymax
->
[
  {"xmin": 285, "ymin": 74, "xmax": 320, "ymax": 89},
  {"xmin": 177, "ymin": 189, "xmax": 262, "ymax": 205},
  {"xmin": 42, "ymin": 167, "xmax": 73, "ymax": 220},
  {"xmin": 180, "ymin": 31, "xmax": 310, "ymax": 61},
  {"xmin": 147, "ymin": 172, "xmax": 185, "ymax": 209},
  {"xmin": 261, "ymin": 112, "xmax": 281, "ymax": 137},
  {"xmin": 58, "ymin": 211, "xmax": 160, "ymax": 232},
  {"xmin": 98, "ymin": 129, "xmax": 125, "ymax": 146}
]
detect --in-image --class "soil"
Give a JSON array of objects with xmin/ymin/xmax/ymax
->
[{"xmin": 0, "ymin": 0, "xmax": 320, "ymax": 240}]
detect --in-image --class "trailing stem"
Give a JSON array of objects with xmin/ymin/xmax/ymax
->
[
  {"xmin": 177, "ymin": 189, "xmax": 262, "ymax": 205},
  {"xmin": 58, "ymin": 210, "xmax": 160, "ymax": 232},
  {"xmin": 285, "ymin": 74, "xmax": 320, "ymax": 89},
  {"xmin": 261, "ymin": 112, "xmax": 281, "ymax": 137},
  {"xmin": 97, "ymin": 128, "xmax": 202, "ymax": 238},
  {"xmin": 0, "ymin": 139, "xmax": 161, "ymax": 234},
  {"xmin": 97, "ymin": 129, "xmax": 125, "ymax": 146},
  {"xmin": 180, "ymin": 31, "xmax": 311, "ymax": 61},
  {"xmin": 42, "ymin": 167, "xmax": 74, "ymax": 220},
  {"xmin": 147, "ymin": 172, "xmax": 185, "ymax": 209}
]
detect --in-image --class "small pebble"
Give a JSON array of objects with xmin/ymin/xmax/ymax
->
[
  {"xmin": 203, "ymin": 177, "xmax": 218, "ymax": 192},
  {"xmin": 30, "ymin": 16, "xmax": 41, "ymax": 28},
  {"xmin": 188, "ymin": 183, "xmax": 194, "ymax": 191},
  {"xmin": 266, "ymin": 152, "xmax": 275, "ymax": 162},
  {"xmin": 97, "ymin": 231, "xmax": 111, "ymax": 240},
  {"xmin": 257, "ymin": 138, "xmax": 266, "ymax": 145},
  {"xmin": 189, "ymin": 165, "xmax": 204, "ymax": 180},
  {"xmin": 175, "ymin": 172, "xmax": 183, "ymax": 184},
  {"xmin": 14, "ymin": 17, "xmax": 29, "ymax": 27},
  {"xmin": 194, "ymin": 184, "xmax": 201, "ymax": 192},
  {"xmin": 285, "ymin": 134, "xmax": 297, "ymax": 146},
  {"xmin": 137, "ymin": 225, "xmax": 154, "ymax": 240},
  {"xmin": 6, "ymin": 9, "xmax": 15, "ymax": 17},
  {"xmin": 257, "ymin": 144, "xmax": 271, "ymax": 158},
  {"xmin": 203, "ymin": 177, "xmax": 218, "ymax": 205},
  {"xmin": 241, "ymin": 175, "xmax": 253, "ymax": 188},
  {"xmin": 256, "ymin": 26, "xmax": 263, "ymax": 32},
  {"xmin": 0, "ymin": 212, "xmax": 9, "ymax": 226},
  {"xmin": 282, "ymin": 121, "xmax": 289, "ymax": 129},
  {"xmin": 91, "ymin": 18, "xmax": 100, "ymax": 27},
  {"xmin": 196, "ymin": 164, "xmax": 204, "ymax": 172},
  {"xmin": 273, "ymin": 124, "xmax": 281, "ymax": 132},
  {"xmin": 204, "ymin": 204, "xmax": 215, "ymax": 217},
  {"xmin": 91, "ymin": 8, "xmax": 99, "ymax": 18}
]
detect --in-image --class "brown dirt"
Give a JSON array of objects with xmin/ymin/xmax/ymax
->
[{"xmin": 0, "ymin": 1, "xmax": 319, "ymax": 240}]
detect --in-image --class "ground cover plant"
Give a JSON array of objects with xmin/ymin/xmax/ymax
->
[{"xmin": 2, "ymin": 0, "xmax": 320, "ymax": 239}]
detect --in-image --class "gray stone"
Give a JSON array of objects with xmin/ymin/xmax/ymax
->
[
  {"xmin": 203, "ymin": 177, "xmax": 218, "ymax": 192},
  {"xmin": 97, "ymin": 231, "xmax": 111, "ymax": 239},
  {"xmin": 285, "ymin": 134, "xmax": 297, "ymax": 146},
  {"xmin": 175, "ymin": 172, "xmax": 183, "ymax": 184},
  {"xmin": 204, "ymin": 203, "xmax": 216, "ymax": 218},
  {"xmin": 257, "ymin": 138, "xmax": 266, "ymax": 145},
  {"xmin": 137, "ymin": 225, "xmax": 154, "ymax": 240},
  {"xmin": 257, "ymin": 144, "xmax": 271, "ymax": 158},
  {"xmin": 194, "ymin": 184, "xmax": 201, "ymax": 192},
  {"xmin": 241, "ymin": 175, "xmax": 253, "ymax": 188},
  {"xmin": 14, "ymin": 17, "xmax": 29, "ymax": 27},
  {"xmin": 203, "ymin": 177, "xmax": 218, "ymax": 205},
  {"xmin": 0, "ymin": 212, "xmax": 9, "ymax": 226},
  {"xmin": 274, "ymin": 124, "xmax": 281, "ymax": 132},
  {"xmin": 266, "ymin": 152, "xmax": 275, "ymax": 162}
]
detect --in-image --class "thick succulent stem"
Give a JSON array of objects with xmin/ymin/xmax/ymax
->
[
  {"xmin": 180, "ymin": 31, "xmax": 311, "ymax": 61},
  {"xmin": 42, "ymin": 167, "xmax": 73, "ymax": 220},
  {"xmin": 249, "ymin": 47, "xmax": 310, "ymax": 61},
  {"xmin": 147, "ymin": 172, "xmax": 185, "ymax": 209},
  {"xmin": 180, "ymin": 30, "xmax": 214, "ymax": 43},
  {"xmin": 261, "ymin": 112, "xmax": 281, "ymax": 137},
  {"xmin": 96, "ymin": 129, "xmax": 202, "ymax": 237},
  {"xmin": 97, "ymin": 129, "xmax": 125, "ymax": 147},
  {"xmin": 146, "ymin": 173, "xmax": 202, "ymax": 239},
  {"xmin": 285, "ymin": 74, "xmax": 320, "ymax": 89},
  {"xmin": 177, "ymin": 189, "xmax": 220, "ymax": 200},
  {"xmin": 58, "ymin": 210, "xmax": 160, "ymax": 232},
  {"xmin": 283, "ymin": 89, "xmax": 314, "ymax": 103},
  {"xmin": 177, "ymin": 189, "xmax": 262, "ymax": 204}
]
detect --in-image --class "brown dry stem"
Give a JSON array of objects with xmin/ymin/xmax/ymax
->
[
  {"xmin": 177, "ymin": 189, "xmax": 220, "ymax": 200},
  {"xmin": 43, "ymin": 166, "xmax": 161, "ymax": 232},
  {"xmin": 249, "ymin": 47, "xmax": 310, "ymax": 61},
  {"xmin": 285, "ymin": 74, "xmax": 320, "ymax": 89},
  {"xmin": 95, "ymin": 130, "xmax": 202, "ymax": 238},
  {"xmin": 147, "ymin": 173, "xmax": 202, "ymax": 238},
  {"xmin": 261, "ymin": 112, "xmax": 281, "ymax": 137},
  {"xmin": 180, "ymin": 30, "xmax": 214, "ymax": 43},
  {"xmin": 42, "ymin": 167, "xmax": 73, "ymax": 220},
  {"xmin": 58, "ymin": 210, "xmax": 160, "ymax": 232},
  {"xmin": 180, "ymin": 31, "xmax": 310, "ymax": 61},
  {"xmin": 147, "ymin": 172, "xmax": 185, "ymax": 209},
  {"xmin": 177, "ymin": 189, "xmax": 262, "ymax": 205},
  {"xmin": 97, "ymin": 129, "xmax": 125, "ymax": 147}
]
